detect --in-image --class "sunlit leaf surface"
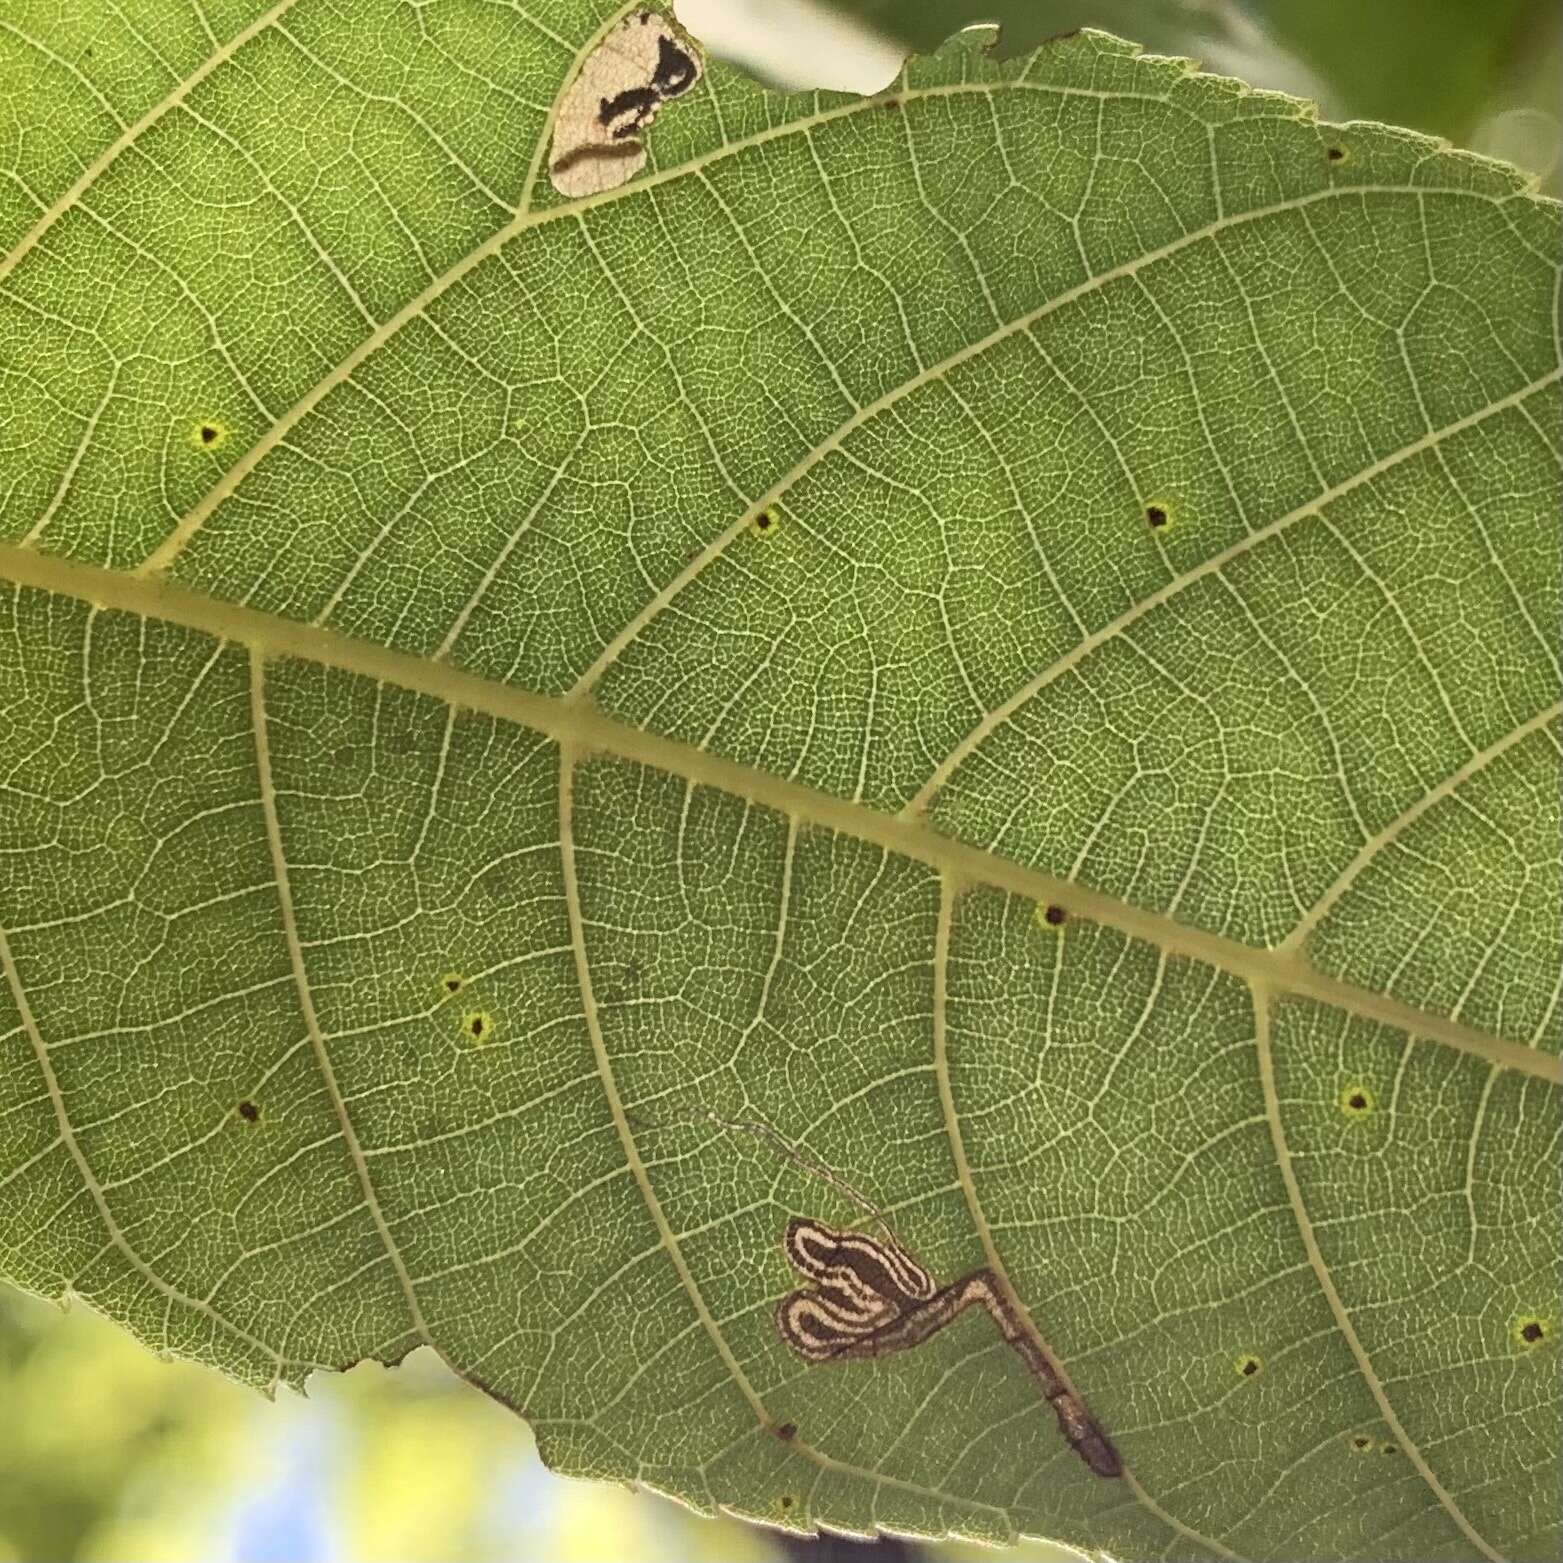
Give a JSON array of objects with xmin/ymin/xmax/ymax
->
[{"xmin": 1, "ymin": 4, "xmax": 1559, "ymax": 1559}]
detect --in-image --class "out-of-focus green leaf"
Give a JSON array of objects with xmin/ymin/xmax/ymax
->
[
  {"xmin": 1, "ymin": 4, "xmax": 1559, "ymax": 1560},
  {"xmin": 799, "ymin": 0, "xmax": 1217, "ymax": 60},
  {"xmin": 814, "ymin": 1, "xmax": 1558, "ymax": 151},
  {"xmin": 0, "ymin": 1288, "xmax": 244, "ymax": 1562},
  {"xmin": 1251, "ymin": 0, "xmax": 1543, "ymax": 144}
]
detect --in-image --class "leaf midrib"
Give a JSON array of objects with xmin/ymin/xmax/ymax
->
[
  {"xmin": 0, "ymin": 561, "xmax": 1521, "ymax": 1563},
  {"xmin": 3, "ymin": 542, "xmax": 1555, "ymax": 1086},
  {"xmin": 13, "ymin": 22, "xmax": 1556, "ymax": 1063}
]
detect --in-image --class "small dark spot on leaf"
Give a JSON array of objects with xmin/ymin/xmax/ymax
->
[
  {"xmin": 1340, "ymin": 1084, "xmax": 1374, "ymax": 1117},
  {"xmin": 1326, "ymin": 145, "xmax": 1346, "ymax": 162},
  {"xmin": 1145, "ymin": 504, "xmax": 1168, "ymax": 529},
  {"xmin": 1235, "ymin": 1353, "xmax": 1262, "ymax": 1378},
  {"xmin": 779, "ymin": 1494, "xmax": 795, "ymax": 1509},
  {"xmin": 1514, "ymin": 1315, "xmax": 1550, "ymax": 1348},
  {"xmin": 236, "ymin": 1100, "xmax": 260, "ymax": 1123},
  {"xmin": 775, "ymin": 1421, "xmax": 797, "ymax": 1441},
  {"xmin": 442, "ymin": 972, "xmax": 465, "ymax": 995},
  {"xmin": 463, "ymin": 1010, "xmax": 494, "ymax": 1042},
  {"xmin": 189, "ymin": 419, "xmax": 231, "ymax": 452},
  {"xmin": 752, "ymin": 507, "xmax": 778, "ymax": 537},
  {"xmin": 882, "ymin": 96, "xmax": 900, "ymax": 111},
  {"xmin": 1381, "ymin": 1442, "xmax": 1398, "ymax": 1455},
  {"xmin": 1350, "ymin": 1434, "xmax": 1372, "ymax": 1451},
  {"xmin": 1042, "ymin": 904, "xmax": 1066, "ymax": 926}
]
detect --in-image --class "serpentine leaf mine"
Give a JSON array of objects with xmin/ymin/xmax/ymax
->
[{"xmin": 777, "ymin": 1218, "xmax": 1123, "ymax": 1479}]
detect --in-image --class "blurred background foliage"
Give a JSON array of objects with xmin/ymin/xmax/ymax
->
[
  {"xmin": 0, "ymin": 1283, "xmax": 1078, "ymax": 1562},
  {"xmin": 697, "ymin": 0, "xmax": 1560, "ymax": 188},
  {"xmin": 4, "ymin": 2, "xmax": 1557, "ymax": 1560}
]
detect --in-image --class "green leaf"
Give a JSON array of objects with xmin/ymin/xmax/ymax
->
[
  {"xmin": 2, "ymin": 5, "xmax": 1559, "ymax": 1559},
  {"xmin": 1232, "ymin": 0, "xmax": 1549, "ymax": 147}
]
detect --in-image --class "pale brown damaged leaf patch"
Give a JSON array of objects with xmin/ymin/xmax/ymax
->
[{"xmin": 548, "ymin": 9, "xmax": 701, "ymax": 197}]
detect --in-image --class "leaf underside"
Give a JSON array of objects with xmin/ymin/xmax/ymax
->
[{"xmin": 1, "ymin": 4, "xmax": 1559, "ymax": 1559}]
